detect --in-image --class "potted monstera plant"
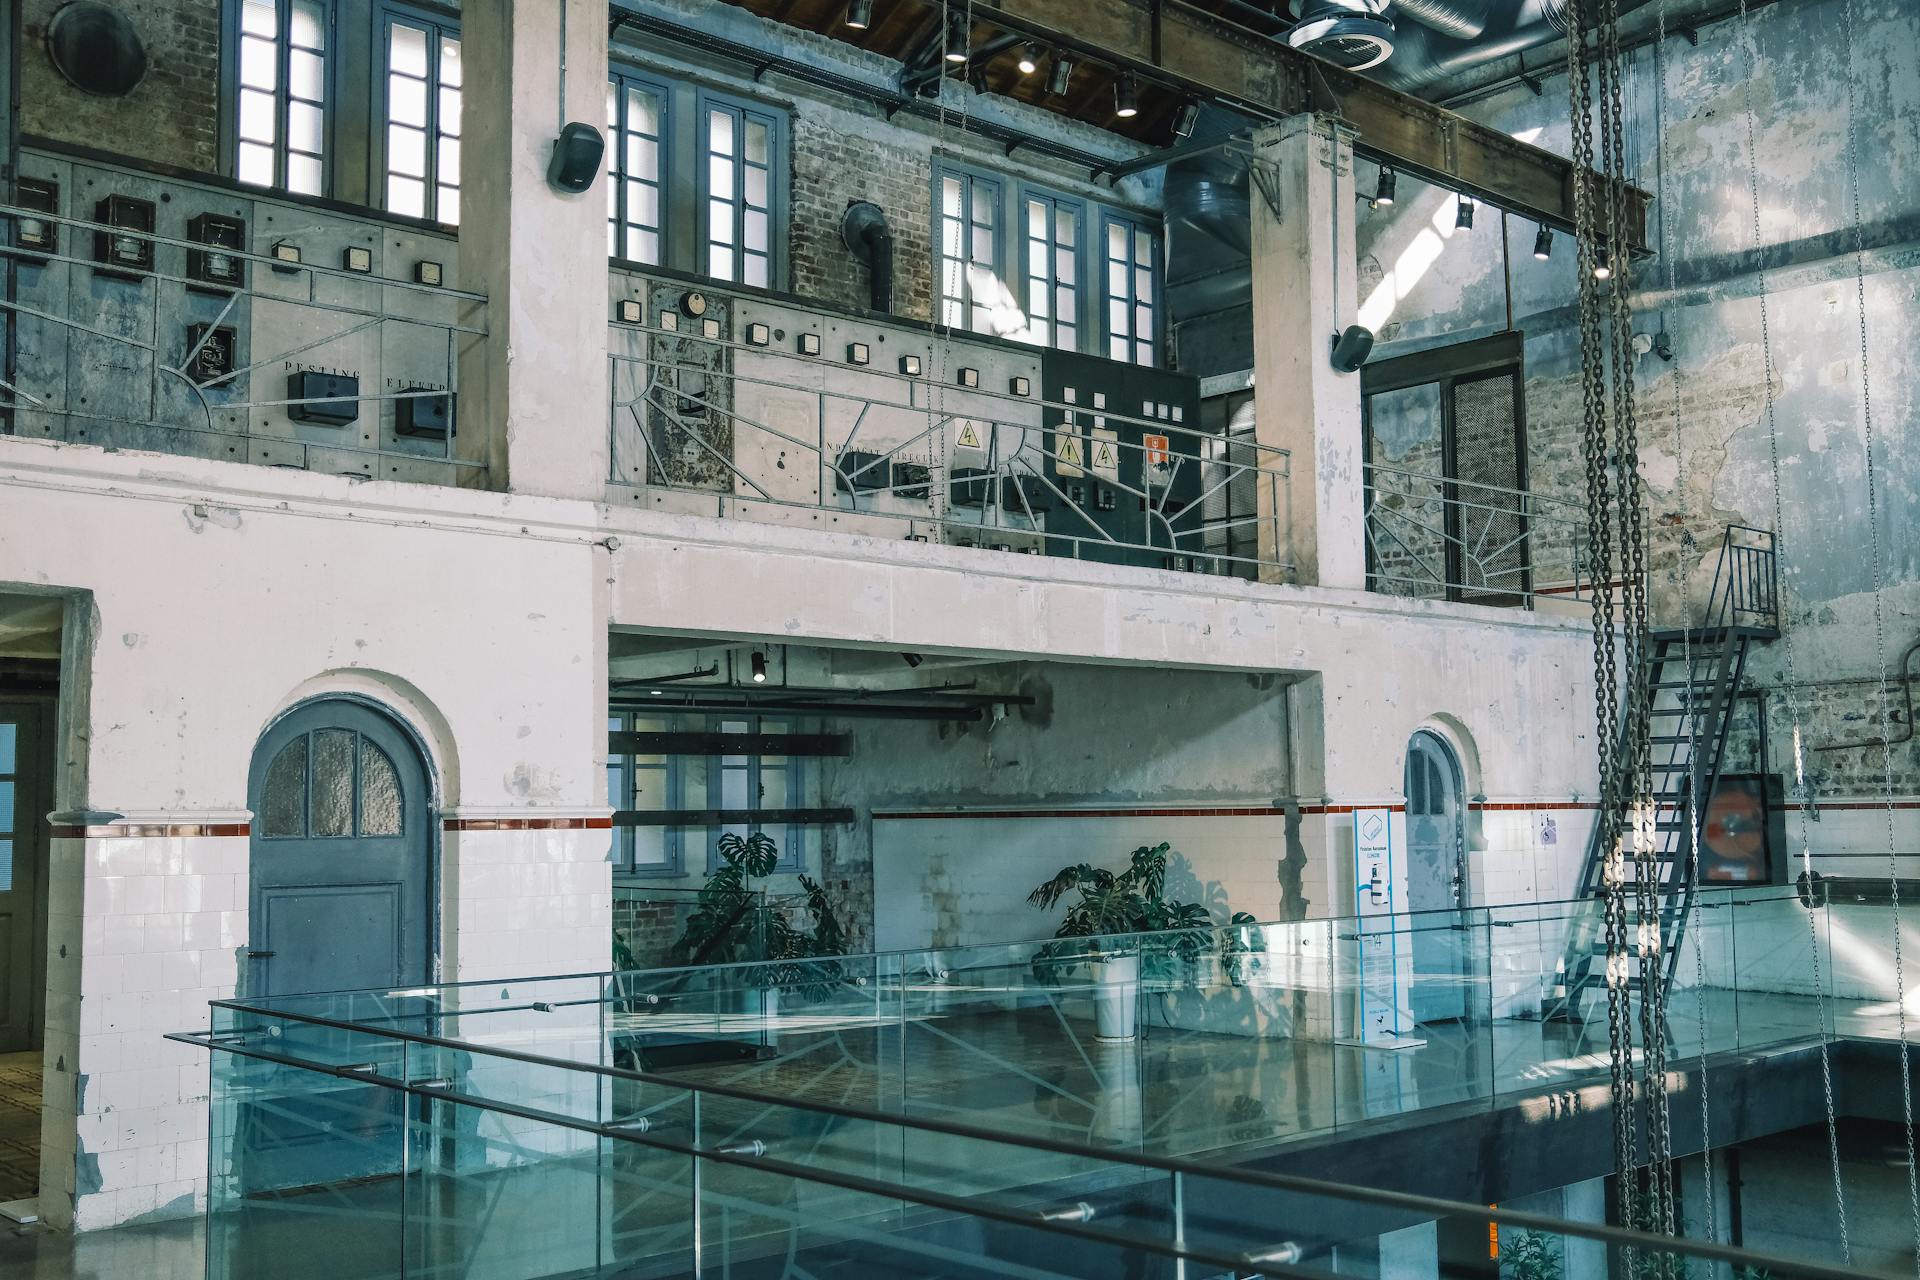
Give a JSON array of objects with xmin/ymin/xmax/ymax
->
[
  {"xmin": 1028, "ymin": 842, "xmax": 1256, "ymax": 1042},
  {"xmin": 670, "ymin": 831, "xmax": 850, "ymax": 1013}
]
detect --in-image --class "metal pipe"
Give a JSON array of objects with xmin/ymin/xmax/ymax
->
[{"xmin": 1812, "ymin": 635, "xmax": 1920, "ymax": 754}]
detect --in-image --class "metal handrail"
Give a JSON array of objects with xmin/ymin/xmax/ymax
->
[
  {"xmin": 607, "ymin": 311, "xmax": 1296, "ymax": 578},
  {"xmin": 1363, "ymin": 466, "xmax": 1590, "ymax": 605}
]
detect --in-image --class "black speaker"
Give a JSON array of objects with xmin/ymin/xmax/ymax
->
[
  {"xmin": 547, "ymin": 122, "xmax": 605, "ymax": 194},
  {"xmin": 1329, "ymin": 324, "xmax": 1375, "ymax": 373}
]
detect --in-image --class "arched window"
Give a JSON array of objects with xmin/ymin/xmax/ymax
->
[{"xmin": 259, "ymin": 728, "xmax": 402, "ymax": 839}]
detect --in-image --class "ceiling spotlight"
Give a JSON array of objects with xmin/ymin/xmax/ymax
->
[
  {"xmin": 750, "ymin": 650, "xmax": 768, "ymax": 683},
  {"xmin": 1373, "ymin": 166, "xmax": 1396, "ymax": 208},
  {"xmin": 1115, "ymin": 74, "xmax": 1139, "ymax": 119},
  {"xmin": 845, "ymin": 0, "xmax": 873, "ymax": 29},
  {"xmin": 944, "ymin": 11, "xmax": 969, "ymax": 63},
  {"xmin": 901, "ymin": 652, "xmax": 925, "ymax": 669},
  {"xmin": 1046, "ymin": 56, "xmax": 1074, "ymax": 98},
  {"xmin": 1533, "ymin": 225, "xmax": 1553, "ymax": 260},
  {"xmin": 1594, "ymin": 247, "xmax": 1613, "ymax": 281},
  {"xmin": 1455, "ymin": 196, "xmax": 1474, "ymax": 230},
  {"xmin": 1173, "ymin": 100, "xmax": 1201, "ymax": 140},
  {"xmin": 1017, "ymin": 43, "xmax": 1039, "ymax": 75}
]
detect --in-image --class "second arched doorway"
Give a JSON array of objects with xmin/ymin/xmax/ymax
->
[{"xmin": 1405, "ymin": 729, "xmax": 1467, "ymax": 1024}]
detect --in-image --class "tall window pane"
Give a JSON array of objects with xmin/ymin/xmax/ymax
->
[
  {"xmin": 703, "ymin": 98, "xmax": 782, "ymax": 288},
  {"xmin": 938, "ymin": 166, "xmax": 1001, "ymax": 335},
  {"xmin": 1020, "ymin": 192, "xmax": 1081, "ymax": 350},
  {"xmin": 234, "ymin": 0, "xmax": 329, "ymax": 195},
  {"xmin": 608, "ymin": 76, "xmax": 665, "ymax": 263},
  {"xmin": 384, "ymin": 15, "xmax": 461, "ymax": 223},
  {"xmin": 1103, "ymin": 213, "xmax": 1160, "ymax": 367}
]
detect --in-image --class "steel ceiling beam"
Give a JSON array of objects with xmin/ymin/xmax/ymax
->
[{"xmin": 960, "ymin": 0, "xmax": 1652, "ymax": 250}]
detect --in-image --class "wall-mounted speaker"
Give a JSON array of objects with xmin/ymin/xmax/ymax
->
[
  {"xmin": 547, "ymin": 122, "xmax": 605, "ymax": 194},
  {"xmin": 1329, "ymin": 324, "xmax": 1375, "ymax": 374}
]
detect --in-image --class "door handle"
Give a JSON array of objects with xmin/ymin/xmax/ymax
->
[{"xmin": 246, "ymin": 949, "xmax": 275, "ymax": 959}]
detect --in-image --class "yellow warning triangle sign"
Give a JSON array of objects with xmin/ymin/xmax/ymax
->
[
  {"xmin": 1092, "ymin": 441, "xmax": 1117, "ymax": 468},
  {"xmin": 1056, "ymin": 436, "xmax": 1083, "ymax": 467},
  {"xmin": 956, "ymin": 423, "xmax": 982, "ymax": 450}
]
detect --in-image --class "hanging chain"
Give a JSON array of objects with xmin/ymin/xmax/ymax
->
[
  {"xmin": 1565, "ymin": 0, "xmax": 1639, "ymax": 1241},
  {"xmin": 1836, "ymin": 0, "xmax": 1920, "ymax": 1266}
]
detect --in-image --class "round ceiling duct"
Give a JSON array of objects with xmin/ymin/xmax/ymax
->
[
  {"xmin": 1287, "ymin": 1, "xmax": 1396, "ymax": 71},
  {"xmin": 45, "ymin": 2, "xmax": 149, "ymax": 98}
]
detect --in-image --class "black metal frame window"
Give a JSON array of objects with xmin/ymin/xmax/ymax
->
[
  {"xmin": 1101, "ymin": 211, "xmax": 1161, "ymax": 367},
  {"xmin": 607, "ymin": 71, "xmax": 668, "ymax": 265},
  {"xmin": 937, "ymin": 164, "xmax": 1003, "ymax": 335},
  {"xmin": 1018, "ymin": 188, "xmax": 1083, "ymax": 351},
  {"xmin": 608, "ymin": 712, "xmax": 806, "ymax": 877},
  {"xmin": 382, "ymin": 8, "xmax": 462, "ymax": 224},
  {"xmin": 231, "ymin": 0, "xmax": 331, "ymax": 196},
  {"xmin": 698, "ymin": 93, "xmax": 783, "ymax": 289}
]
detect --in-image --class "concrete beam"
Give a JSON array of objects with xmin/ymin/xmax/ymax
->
[{"xmin": 969, "ymin": 0, "xmax": 1653, "ymax": 251}]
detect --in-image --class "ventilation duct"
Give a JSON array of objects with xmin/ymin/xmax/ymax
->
[
  {"xmin": 1287, "ymin": 0, "xmax": 1396, "ymax": 72},
  {"xmin": 841, "ymin": 201, "xmax": 894, "ymax": 314},
  {"xmin": 1389, "ymin": 0, "xmax": 1489, "ymax": 41}
]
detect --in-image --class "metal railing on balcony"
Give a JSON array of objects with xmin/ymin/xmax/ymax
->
[
  {"xmin": 1363, "ymin": 460, "xmax": 1591, "ymax": 606},
  {"xmin": 606, "ymin": 302, "xmax": 1294, "ymax": 581},
  {"xmin": 0, "ymin": 173, "xmax": 486, "ymax": 483}
]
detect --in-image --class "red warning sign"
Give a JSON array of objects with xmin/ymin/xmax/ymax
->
[{"xmin": 1144, "ymin": 433, "xmax": 1171, "ymax": 470}]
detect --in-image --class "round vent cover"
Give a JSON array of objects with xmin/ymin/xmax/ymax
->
[
  {"xmin": 1287, "ymin": 4, "xmax": 1395, "ymax": 72},
  {"xmin": 46, "ymin": 2, "xmax": 149, "ymax": 98}
]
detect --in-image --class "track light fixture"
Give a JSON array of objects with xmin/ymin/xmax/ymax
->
[
  {"xmin": 944, "ymin": 11, "xmax": 968, "ymax": 64},
  {"xmin": 1593, "ymin": 247, "xmax": 1613, "ymax": 281},
  {"xmin": 1017, "ymin": 43, "xmax": 1039, "ymax": 75},
  {"xmin": 750, "ymin": 651, "xmax": 768, "ymax": 683},
  {"xmin": 1173, "ymin": 100, "xmax": 1201, "ymax": 139},
  {"xmin": 1373, "ymin": 166, "xmax": 1396, "ymax": 207},
  {"xmin": 1455, "ymin": 196, "xmax": 1474, "ymax": 230},
  {"xmin": 1533, "ymin": 225, "xmax": 1553, "ymax": 260},
  {"xmin": 845, "ymin": 0, "xmax": 873, "ymax": 29},
  {"xmin": 1046, "ymin": 55, "xmax": 1074, "ymax": 98},
  {"xmin": 1115, "ymin": 73, "xmax": 1139, "ymax": 119}
]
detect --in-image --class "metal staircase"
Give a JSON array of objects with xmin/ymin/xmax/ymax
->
[{"xmin": 1547, "ymin": 526, "xmax": 1780, "ymax": 1021}]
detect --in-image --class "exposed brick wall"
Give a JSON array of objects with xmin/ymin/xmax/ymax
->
[
  {"xmin": 21, "ymin": 0, "xmax": 222, "ymax": 175},
  {"xmin": 788, "ymin": 110, "xmax": 935, "ymax": 323}
]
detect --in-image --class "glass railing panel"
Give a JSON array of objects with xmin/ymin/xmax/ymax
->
[{"xmin": 1730, "ymin": 884, "xmax": 1831, "ymax": 1050}]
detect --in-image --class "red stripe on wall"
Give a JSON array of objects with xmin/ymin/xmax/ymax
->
[
  {"xmin": 443, "ymin": 816, "xmax": 614, "ymax": 832},
  {"xmin": 49, "ymin": 823, "xmax": 250, "ymax": 839}
]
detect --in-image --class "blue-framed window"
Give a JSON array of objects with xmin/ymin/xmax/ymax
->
[
  {"xmin": 1102, "ymin": 212, "xmax": 1161, "ymax": 366},
  {"xmin": 1018, "ymin": 188, "xmax": 1084, "ymax": 350},
  {"xmin": 607, "ymin": 71, "xmax": 668, "ymax": 265},
  {"xmin": 381, "ymin": 8, "xmax": 462, "ymax": 224},
  {"xmin": 608, "ymin": 712, "xmax": 806, "ymax": 877},
  {"xmin": 937, "ymin": 165, "xmax": 1003, "ymax": 334},
  {"xmin": 231, "ymin": 0, "xmax": 331, "ymax": 196},
  {"xmin": 699, "ymin": 93, "xmax": 784, "ymax": 289}
]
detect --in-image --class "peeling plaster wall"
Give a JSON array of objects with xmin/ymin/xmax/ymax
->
[{"xmin": 1351, "ymin": 0, "xmax": 1920, "ymax": 861}]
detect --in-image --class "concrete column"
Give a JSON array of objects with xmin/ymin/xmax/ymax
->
[
  {"xmin": 1249, "ymin": 115, "xmax": 1367, "ymax": 589},
  {"xmin": 1562, "ymin": 1176, "xmax": 1609, "ymax": 1280},
  {"xmin": 458, "ymin": 0, "xmax": 609, "ymax": 499}
]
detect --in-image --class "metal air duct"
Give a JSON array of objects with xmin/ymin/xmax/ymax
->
[{"xmin": 1287, "ymin": 0, "xmax": 1396, "ymax": 72}]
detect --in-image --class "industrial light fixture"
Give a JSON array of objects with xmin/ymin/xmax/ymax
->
[
  {"xmin": 1115, "ymin": 73, "xmax": 1139, "ymax": 119},
  {"xmin": 1455, "ymin": 196, "xmax": 1474, "ymax": 230},
  {"xmin": 1373, "ymin": 166, "xmax": 1396, "ymax": 207},
  {"xmin": 750, "ymin": 651, "xmax": 768, "ymax": 683},
  {"xmin": 1017, "ymin": 43, "xmax": 1039, "ymax": 75},
  {"xmin": 901, "ymin": 653, "xmax": 925, "ymax": 669},
  {"xmin": 1046, "ymin": 55, "xmax": 1074, "ymax": 98},
  {"xmin": 1594, "ymin": 247, "xmax": 1613, "ymax": 280},
  {"xmin": 1533, "ymin": 225, "xmax": 1553, "ymax": 260},
  {"xmin": 944, "ymin": 10, "xmax": 969, "ymax": 63},
  {"xmin": 845, "ymin": 0, "xmax": 873, "ymax": 29},
  {"xmin": 1173, "ymin": 100, "xmax": 1201, "ymax": 139}
]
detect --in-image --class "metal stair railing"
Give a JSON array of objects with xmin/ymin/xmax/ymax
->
[{"xmin": 1546, "ymin": 526, "xmax": 1779, "ymax": 1020}]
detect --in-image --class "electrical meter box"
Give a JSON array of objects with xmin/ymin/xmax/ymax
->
[
  {"xmin": 286, "ymin": 371, "xmax": 361, "ymax": 426},
  {"xmin": 395, "ymin": 389, "xmax": 454, "ymax": 440},
  {"xmin": 1038, "ymin": 349, "xmax": 1203, "ymax": 568}
]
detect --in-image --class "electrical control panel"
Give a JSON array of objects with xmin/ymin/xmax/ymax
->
[{"xmin": 9, "ymin": 152, "xmax": 466, "ymax": 481}]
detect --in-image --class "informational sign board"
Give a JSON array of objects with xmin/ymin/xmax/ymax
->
[{"xmin": 1347, "ymin": 807, "xmax": 1423, "ymax": 1052}]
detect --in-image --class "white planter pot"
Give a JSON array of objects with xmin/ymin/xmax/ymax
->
[{"xmin": 1093, "ymin": 953, "xmax": 1141, "ymax": 1042}]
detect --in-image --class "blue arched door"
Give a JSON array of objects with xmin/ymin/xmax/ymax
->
[
  {"xmin": 1406, "ymin": 730, "xmax": 1467, "ymax": 1024},
  {"xmin": 247, "ymin": 699, "xmax": 432, "ymax": 997}
]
